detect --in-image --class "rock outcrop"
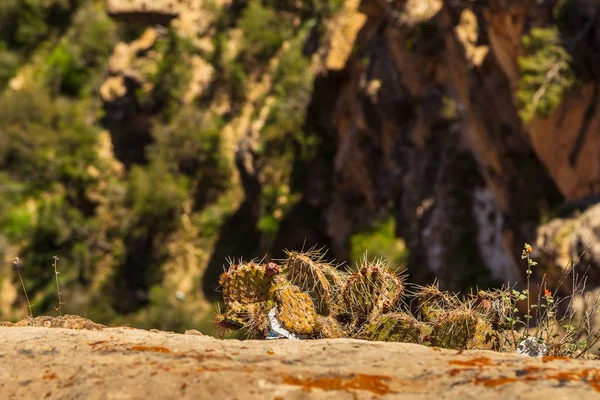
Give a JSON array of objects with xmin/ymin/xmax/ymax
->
[
  {"xmin": 1, "ymin": 324, "xmax": 600, "ymax": 399},
  {"xmin": 96, "ymin": 0, "xmax": 600, "ymax": 297},
  {"xmin": 5, "ymin": 0, "xmax": 600, "ymax": 329},
  {"xmin": 536, "ymin": 202, "xmax": 600, "ymax": 290}
]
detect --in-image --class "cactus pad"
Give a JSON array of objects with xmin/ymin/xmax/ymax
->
[
  {"xmin": 273, "ymin": 278, "xmax": 319, "ymax": 335},
  {"xmin": 431, "ymin": 307, "xmax": 495, "ymax": 350},
  {"xmin": 219, "ymin": 261, "xmax": 279, "ymax": 303},
  {"xmin": 342, "ymin": 260, "xmax": 404, "ymax": 319},
  {"xmin": 214, "ymin": 300, "xmax": 274, "ymax": 338},
  {"xmin": 284, "ymin": 251, "xmax": 336, "ymax": 315},
  {"xmin": 471, "ymin": 289, "xmax": 512, "ymax": 330},
  {"xmin": 416, "ymin": 284, "xmax": 459, "ymax": 323},
  {"xmin": 360, "ymin": 312, "xmax": 431, "ymax": 343},
  {"xmin": 317, "ymin": 316, "xmax": 347, "ymax": 339}
]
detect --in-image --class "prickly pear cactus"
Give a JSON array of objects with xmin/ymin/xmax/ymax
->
[
  {"xmin": 430, "ymin": 306, "xmax": 495, "ymax": 350},
  {"xmin": 219, "ymin": 261, "xmax": 280, "ymax": 303},
  {"xmin": 284, "ymin": 251, "xmax": 338, "ymax": 315},
  {"xmin": 272, "ymin": 276, "xmax": 319, "ymax": 336},
  {"xmin": 342, "ymin": 260, "xmax": 404, "ymax": 319},
  {"xmin": 215, "ymin": 250, "xmax": 520, "ymax": 352},
  {"xmin": 360, "ymin": 312, "xmax": 431, "ymax": 344},
  {"xmin": 416, "ymin": 284, "xmax": 459, "ymax": 323},
  {"xmin": 316, "ymin": 315, "xmax": 347, "ymax": 339}
]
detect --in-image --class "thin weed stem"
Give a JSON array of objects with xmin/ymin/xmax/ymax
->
[
  {"xmin": 522, "ymin": 244, "xmax": 536, "ymax": 330},
  {"xmin": 53, "ymin": 255, "xmax": 62, "ymax": 316},
  {"xmin": 14, "ymin": 257, "xmax": 32, "ymax": 318}
]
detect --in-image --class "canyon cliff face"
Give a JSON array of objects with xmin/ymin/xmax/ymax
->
[{"xmin": 1, "ymin": 0, "xmax": 599, "ymax": 329}]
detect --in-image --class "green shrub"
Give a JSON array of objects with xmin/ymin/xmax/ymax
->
[
  {"xmin": 257, "ymin": 184, "xmax": 297, "ymax": 238},
  {"xmin": 350, "ymin": 216, "xmax": 409, "ymax": 270},
  {"xmin": 149, "ymin": 107, "xmax": 232, "ymax": 209},
  {"xmin": 0, "ymin": 86, "xmax": 100, "ymax": 190},
  {"xmin": 0, "ymin": 46, "xmax": 20, "ymax": 89},
  {"xmin": 0, "ymin": 0, "xmax": 74, "ymax": 50},
  {"xmin": 261, "ymin": 25, "xmax": 313, "ymax": 154},
  {"xmin": 152, "ymin": 27, "xmax": 196, "ymax": 120},
  {"xmin": 254, "ymin": 24, "xmax": 314, "ymax": 241},
  {"xmin": 239, "ymin": 0, "xmax": 292, "ymax": 63},
  {"xmin": 127, "ymin": 159, "xmax": 189, "ymax": 232},
  {"xmin": 46, "ymin": 2, "xmax": 116, "ymax": 96},
  {"xmin": 517, "ymin": 27, "xmax": 575, "ymax": 122},
  {"xmin": 1, "ymin": 202, "xmax": 35, "ymax": 242},
  {"xmin": 229, "ymin": 60, "xmax": 248, "ymax": 104},
  {"xmin": 265, "ymin": 0, "xmax": 344, "ymax": 18}
]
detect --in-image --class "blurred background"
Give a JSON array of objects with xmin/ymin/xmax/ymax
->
[{"xmin": 1, "ymin": 0, "xmax": 600, "ymax": 334}]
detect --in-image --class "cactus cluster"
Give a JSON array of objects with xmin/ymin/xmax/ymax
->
[{"xmin": 216, "ymin": 249, "xmax": 516, "ymax": 351}]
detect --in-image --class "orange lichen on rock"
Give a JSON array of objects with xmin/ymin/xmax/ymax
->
[
  {"xmin": 282, "ymin": 373, "xmax": 392, "ymax": 396},
  {"xmin": 448, "ymin": 368, "xmax": 466, "ymax": 376},
  {"xmin": 542, "ymin": 356, "xmax": 570, "ymax": 363},
  {"xmin": 474, "ymin": 376, "xmax": 519, "ymax": 387},
  {"xmin": 546, "ymin": 369, "xmax": 600, "ymax": 391},
  {"xmin": 448, "ymin": 357, "xmax": 495, "ymax": 367},
  {"xmin": 469, "ymin": 366, "xmax": 600, "ymax": 392},
  {"xmin": 129, "ymin": 345, "xmax": 172, "ymax": 353}
]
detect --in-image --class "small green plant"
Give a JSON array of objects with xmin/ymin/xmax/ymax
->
[
  {"xmin": 238, "ymin": 0, "xmax": 292, "ymax": 64},
  {"xmin": 13, "ymin": 257, "xmax": 32, "ymax": 318},
  {"xmin": 349, "ymin": 217, "xmax": 409, "ymax": 271},
  {"xmin": 499, "ymin": 243, "xmax": 600, "ymax": 357},
  {"xmin": 521, "ymin": 243, "xmax": 536, "ymax": 329},
  {"xmin": 517, "ymin": 27, "xmax": 576, "ymax": 122}
]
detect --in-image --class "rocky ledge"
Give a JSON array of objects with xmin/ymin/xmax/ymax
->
[{"xmin": 0, "ymin": 317, "xmax": 599, "ymax": 399}]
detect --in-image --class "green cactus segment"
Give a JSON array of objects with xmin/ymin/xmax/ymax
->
[
  {"xmin": 284, "ymin": 252, "xmax": 335, "ymax": 315},
  {"xmin": 273, "ymin": 281, "xmax": 318, "ymax": 335},
  {"xmin": 214, "ymin": 300, "xmax": 274, "ymax": 338},
  {"xmin": 220, "ymin": 262, "xmax": 279, "ymax": 303},
  {"xmin": 431, "ymin": 307, "xmax": 495, "ymax": 350},
  {"xmin": 417, "ymin": 284, "xmax": 459, "ymax": 323},
  {"xmin": 361, "ymin": 312, "xmax": 431, "ymax": 343},
  {"xmin": 342, "ymin": 260, "xmax": 404, "ymax": 318},
  {"xmin": 244, "ymin": 304, "xmax": 272, "ymax": 339},
  {"xmin": 320, "ymin": 262, "xmax": 346, "ymax": 290},
  {"xmin": 317, "ymin": 315, "xmax": 348, "ymax": 339}
]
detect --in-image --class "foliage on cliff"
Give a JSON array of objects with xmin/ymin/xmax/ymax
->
[
  {"xmin": 0, "ymin": 0, "xmax": 344, "ymax": 332},
  {"xmin": 0, "ymin": 0, "xmax": 597, "ymax": 336}
]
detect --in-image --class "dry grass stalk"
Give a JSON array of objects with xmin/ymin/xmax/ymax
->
[{"xmin": 13, "ymin": 257, "xmax": 32, "ymax": 318}]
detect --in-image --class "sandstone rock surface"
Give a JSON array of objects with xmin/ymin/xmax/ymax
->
[{"xmin": 1, "ymin": 321, "xmax": 600, "ymax": 399}]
